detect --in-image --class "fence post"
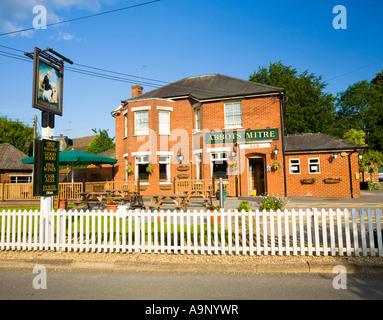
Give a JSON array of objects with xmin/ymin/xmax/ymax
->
[
  {"xmin": 173, "ymin": 177, "xmax": 176, "ymax": 194},
  {"xmin": 1, "ymin": 181, "xmax": 5, "ymax": 201}
]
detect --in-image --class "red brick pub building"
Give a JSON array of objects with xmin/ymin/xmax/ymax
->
[{"xmin": 112, "ymin": 74, "xmax": 364, "ymax": 198}]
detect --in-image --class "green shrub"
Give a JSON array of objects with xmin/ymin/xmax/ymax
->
[
  {"xmin": 238, "ymin": 200, "xmax": 251, "ymax": 212},
  {"xmin": 368, "ymin": 182, "xmax": 382, "ymax": 190},
  {"xmin": 258, "ymin": 195, "xmax": 289, "ymax": 212}
]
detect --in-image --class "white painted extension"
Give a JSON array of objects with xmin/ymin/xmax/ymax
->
[{"xmin": 0, "ymin": 208, "xmax": 382, "ymax": 257}]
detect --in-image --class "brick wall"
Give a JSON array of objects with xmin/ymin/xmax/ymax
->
[{"xmin": 285, "ymin": 152, "xmax": 361, "ymax": 198}]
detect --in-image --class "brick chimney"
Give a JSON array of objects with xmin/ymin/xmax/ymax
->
[{"xmin": 131, "ymin": 85, "xmax": 143, "ymax": 98}]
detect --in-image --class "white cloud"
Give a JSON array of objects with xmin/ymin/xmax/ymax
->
[{"xmin": 0, "ymin": 0, "xmax": 105, "ymax": 37}]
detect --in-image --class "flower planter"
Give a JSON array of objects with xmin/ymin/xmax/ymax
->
[
  {"xmin": 300, "ymin": 179, "xmax": 316, "ymax": 185},
  {"xmin": 323, "ymin": 179, "xmax": 341, "ymax": 184},
  {"xmin": 208, "ymin": 211, "xmax": 221, "ymax": 224},
  {"xmin": 159, "ymin": 185, "xmax": 172, "ymax": 190},
  {"xmin": 58, "ymin": 200, "xmax": 68, "ymax": 210},
  {"xmin": 177, "ymin": 165, "xmax": 189, "ymax": 171},
  {"xmin": 106, "ymin": 204, "xmax": 119, "ymax": 212},
  {"xmin": 216, "ymin": 189, "xmax": 227, "ymax": 200},
  {"xmin": 177, "ymin": 173, "xmax": 189, "ymax": 179}
]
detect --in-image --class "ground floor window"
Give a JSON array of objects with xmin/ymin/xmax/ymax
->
[
  {"xmin": 10, "ymin": 175, "xmax": 32, "ymax": 183},
  {"xmin": 308, "ymin": 158, "xmax": 320, "ymax": 174},
  {"xmin": 211, "ymin": 152, "xmax": 228, "ymax": 179},
  {"xmin": 159, "ymin": 156, "xmax": 170, "ymax": 182},
  {"xmin": 289, "ymin": 159, "xmax": 301, "ymax": 174},
  {"xmin": 135, "ymin": 156, "xmax": 149, "ymax": 181}
]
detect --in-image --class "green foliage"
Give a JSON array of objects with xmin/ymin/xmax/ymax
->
[
  {"xmin": 0, "ymin": 116, "xmax": 34, "ymax": 154},
  {"xmin": 258, "ymin": 195, "xmax": 289, "ymax": 212},
  {"xmin": 86, "ymin": 128, "xmax": 115, "ymax": 155},
  {"xmin": 368, "ymin": 182, "xmax": 382, "ymax": 190},
  {"xmin": 249, "ymin": 61, "xmax": 336, "ymax": 135},
  {"xmin": 238, "ymin": 200, "xmax": 251, "ymax": 212},
  {"xmin": 343, "ymin": 129, "xmax": 366, "ymax": 145},
  {"xmin": 335, "ymin": 70, "xmax": 383, "ymax": 152}
]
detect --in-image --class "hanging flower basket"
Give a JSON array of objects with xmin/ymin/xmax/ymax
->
[
  {"xmin": 300, "ymin": 178, "xmax": 316, "ymax": 184},
  {"xmin": 125, "ymin": 165, "xmax": 134, "ymax": 175},
  {"xmin": 272, "ymin": 161, "xmax": 282, "ymax": 171},
  {"xmin": 323, "ymin": 178, "xmax": 342, "ymax": 184},
  {"xmin": 177, "ymin": 173, "xmax": 189, "ymax": 179},
  {"xmin": 177, "ymin": 165, "xmax": 189, "ymax": 171},
  {"xmin": 146, "ymin": 164, "xmax": 153, "ymax": 174}
]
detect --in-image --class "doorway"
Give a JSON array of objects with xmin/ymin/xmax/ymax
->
[{"xmin": 249, "ymin": 157, "xmax": 265, "ymax": 195}]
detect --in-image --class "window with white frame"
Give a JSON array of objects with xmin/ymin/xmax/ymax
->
[
  {"xmin": 158, "ymin": 111, "xmax": 170, "ymax": 135},
  {"xmin": 308, "ymin": 158, "xmax": 320, "ymax": 174},
  {"xmin": 10, "ymin": 175, "xmax": 32, "ymax": 183},
  {"xmin": 124, "ymin": 113, "xmax": 128, "ymax": 137},
  {"xmin": 289, "ymin": 159, "xmax": 301, "ymax": 174},
  {"xmin": 134, "ymin": 111, "xmax": 149, "ymax": 135},
  {"xmin": 195, "ymin": 107, "xmax": 201, "ymax": 131},
  {"xmin": 159, "ymin": 156, "xmax": 170, "ymax": 182},
  {"xmin": 224, "ymin": 102, "xmax": 242, "ymax": 128},
  {"xmin": 135, "ymin": 156, "xmax": 149, "ymax": 181},
  {"xmin": 211, "ymin": 152, "xmax": 228, "ymax": 179}
]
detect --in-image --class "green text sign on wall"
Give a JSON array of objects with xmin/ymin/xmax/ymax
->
[
  {"xmin": 205, "ymin": 128, "xmax": 279, "ymax": 144},
  {"xmin": 33, "ymin": 139, "xmax": 60, "ymax": 196}
]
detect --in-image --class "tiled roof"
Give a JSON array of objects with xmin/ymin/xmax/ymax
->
[
  {"xmin": 0, "ymin": 143, "xmax": 33, "ymax": 171},
  {"xmin": 123, "ymin": 73, "xmax": 284, "ymax": 102},
  {"xmin": 285, "ymin": 133, "xmax": 365, "ymax": 152}
]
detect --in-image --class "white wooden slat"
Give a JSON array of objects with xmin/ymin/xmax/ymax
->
[
  {"xmin": 234, "ymin": 211, "xmax": 239, "ymax": 255},
  {"xmin": 227, "ymin": 210, "xmax": 232, "ymax": 255},
  {"xmin": 241, "ymin": 210, "xmax": 246, "ymax": 255},
  {"xmin": 351, "ymin": 209, "xmax": 360, "ymax": 257},
  {"xmin": 367, "ymin": 209, "xmax": 375, "ymax": 256},
  {"xmin": 291, "ymin": 209, "xmax": 297, "ymax": 256},
  {"xmin": 200, "ymin": 210, "xmax": 205, "ymax": 254},
  {"xmin": 270, "ymin": 211, "xmax": 275, "ymax": 255},
  {"xmin": 221, "ymin": 210, "xmax": 226, "ymax": 255},
  {"xmin": 193, "ymin": 210, "xmax": 198, "ymax": 254},
  {"xmin": 344, "ymin": 209, "xmax": 351, "ymax": 257},
  {"xmin": 249, "ymin": 211, "xmax": 253, "ymax": 256},
  {"xmin": 284, "ymin": 210, "xmax": 290, "ymax": 256},
  {"xmin": 277, "ymin": 210, "xmax": 282, "ymax": 255},
  {"xmin": 263, "ymin": 210, "xmax": 268, "ymax": 255},
  {"xmin": 360, "ymin": 209, "xmax": 367, "ymax": 256},
  {"xmin": 313, "ymin": 209, "xmax": 320, "ymax": 256},
  {"xmin": 306, "ymin": 210, "xmax": 313, "ymax": 256},
  {"xmin": 180, "ymin": 211, "xmax": 185, "ymax": 254},
  {"xmin": 186, "ymin": 212, "xmax": 191, "ymax": 254},
  {"xmin": 375, "ymin": 209, "xmax": 383, "ymax": 257},
  {"xmin": 207, "ymin": 210, "xmax": 211, "ymax": 255},
  {"xmin": 299, "ymin": 209, "xmax": 305, "ymax": 256},
  {"xmin": 321, "ymin": 209, "xmax": 328, "ymax": 256},
  {"xmin": 329, "ymin": 209, "xmax": 336, "ymax": 256},
  {"xmin": 336, "ymin": 209, "xmax": 344, "ymax": 257},
  {"xmin": 255, "ymin": 211, "xmax": 261, "ymax": 255}
]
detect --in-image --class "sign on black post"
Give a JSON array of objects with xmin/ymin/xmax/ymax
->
[{"xmin": 33, "ymin": 139, "xmax": 60, "ymax": 196}]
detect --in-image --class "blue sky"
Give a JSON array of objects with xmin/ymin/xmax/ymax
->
[{"xmin": 0, "ymin": 0, "xmax": 382, "ymax": 140}]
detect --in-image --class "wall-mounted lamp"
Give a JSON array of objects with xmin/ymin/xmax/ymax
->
[
  {"xmin": 231, "ymin": 150, "xmax": 236, "ymax": 158},
  {"xmin": 176, "ymin": 153, "xmax": 184, "ymax": 163},
  {"xmin": 333, "ymin": 152, "xmax": 338, "ymax": 159},
  {"xmin": 273, "ymin": 145, "xmax": 279, "ymax": 155},
  {"xmin": 358, "ymin": 152, "xmax": 363, "ymax": 160}
]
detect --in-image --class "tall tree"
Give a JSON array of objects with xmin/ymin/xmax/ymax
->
[
  {"xmin": 335, "ymin": 70, "xmax": 383, "ymax": 151},
  {"xmin": 249, "ymin": 61, "xmax": 336, "ymax": 135},
  {"xmin": 86, "ymin": 128, "xmax": 115, "ymax": 154},
  {"xmin": 0, "ymin": 116, "xmax": 34, "ymax": 154}
]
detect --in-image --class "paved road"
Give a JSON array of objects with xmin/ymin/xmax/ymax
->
[{"xmin": 1, "ymin": 269, "xmax": 383, "ymax": 300}]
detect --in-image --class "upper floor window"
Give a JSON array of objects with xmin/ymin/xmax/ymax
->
[
  {"xmin": 134, "ymin": 110, "xmax": 149, "ymax": 135},
  {"xmin": 158, "ymin": 111, "xmax": 170, "ymax": 135},
  {"xmin": 195, "ymin": 107, "xmax": 201, "ymax": 131},
  {"xmin": 224, "ymin": 102, "xmax": 242, "ymax": 128}
]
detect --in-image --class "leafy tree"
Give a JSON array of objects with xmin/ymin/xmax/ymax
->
[
  {"xmin": 335, "ymin": 70, "xmax": 383, "ymax": 152},
  {"xmin": 343, "ymin": 129, "xmax": 366, "ymax": 145},
  {"xmin": 249, "ymin": 61, "xmax": 336, "ymax": 135},
  {"xmin": 0, "ymin": 116, "xmax": 34, "ymax": 154},
  {"xmin": 86, "ymin": 128, "xmax": 115, "ymax": 154}
]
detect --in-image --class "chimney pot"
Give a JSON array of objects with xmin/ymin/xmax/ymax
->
[{"xmin": 131, "ymin": 85, "xmax": 143, "ymax": 98}]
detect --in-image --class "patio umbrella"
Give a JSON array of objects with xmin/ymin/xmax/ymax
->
[{"xmin": 22, "ymin": 149, "xmax": 117, "ymax": 182}]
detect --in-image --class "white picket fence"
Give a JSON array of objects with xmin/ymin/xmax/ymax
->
[{"xmin": 0, "ymin": 208, "xmax": 382, "ymax": 257}]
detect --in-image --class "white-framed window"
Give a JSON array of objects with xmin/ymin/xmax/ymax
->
[
  {"xmin": 195, "ymin": 107, "xmax": 201, "ymax": 131},
  {"xmin": 158, "ymin": 111, "xmax": 170, "ymax": 135},
  {"xmin": 135, "ymin": 156, "xmax": 149, "ymax": 181},
  {"xmin": 211, "ymin": 152, "xmax": 228, "ymax": 179},
  {"xmin": 308, "ymin": 158, "xmax": 320, "ymax": 174},
  {"xmin": 289, "ymin": 159, "xmax": 301, "ymax": 174},
  {"xmin": 159, "ymin": 156, "xmax": 171, "ymax": 182},
  {"xmin": 195, "ymin": 153, "xmax": 202, "ymax": 180},
  {"xmin": 10, "ymin": 175, "xmax": 32, "ymax": 183},
  {"xmin": 224, "ymin": 102, "xmax": 242, "ymax": 129},
  {"xmin": 124, "ymin": 113, "xmax": 128, "ymax": 137},
  {"xmin": 134, "ymin": 111, "xmax": 149, "ymax": 135}
]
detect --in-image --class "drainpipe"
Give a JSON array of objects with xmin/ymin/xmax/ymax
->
[
  {"xmin": 279, "ymin": 92, "xmax": 288, "ymax": 197},
  {"xmin": 348, "ymin": 149, "xmax": 358, "ymax": 199}
]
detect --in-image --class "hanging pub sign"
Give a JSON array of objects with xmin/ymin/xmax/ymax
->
[
  {"xmin": 33, "ymin": 139, "xmax": 60, "ymax": 197},
  {"xmin": 31, "ymin": 47, "xmax": 64, "ymax": 116},
  {"xmin": 205, "ymin": 128, "xmax": 279, "ymax": 144}
]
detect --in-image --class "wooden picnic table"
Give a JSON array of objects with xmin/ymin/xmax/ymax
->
[
  {"xmin": 182, "ymin": 189, "xmax": 213, "ymax": 206},
  {"xmin": 104, "ymin": 189, "xmax": 131, "ymax": 203},
  {"xmin": 147, "ymin": 194, "xmax": 187, "ymax": 211},
  {"xmin": 70, "ymin": 191, "xmax": 108, "ymax": 209}
]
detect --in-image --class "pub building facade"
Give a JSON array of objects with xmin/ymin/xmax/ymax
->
[{"xmin": 112, "ymin": 74, "xmax": 364, "ymax": 198}]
